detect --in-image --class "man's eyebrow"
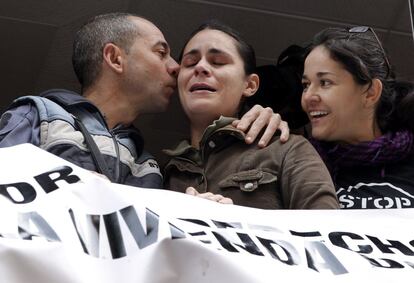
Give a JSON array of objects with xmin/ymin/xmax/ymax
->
[{"xmin": 154, "ymin": 40, "xmax": 170, "ymax": 51}]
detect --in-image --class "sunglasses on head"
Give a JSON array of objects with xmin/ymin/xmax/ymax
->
[{"xmin": 347, "ymin": 26, "xmax": 391, "ymax": 78}]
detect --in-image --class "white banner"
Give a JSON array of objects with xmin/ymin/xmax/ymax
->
[{"xmin": 0, "ymin": 144, "xmax": 413, "ymax": 283}]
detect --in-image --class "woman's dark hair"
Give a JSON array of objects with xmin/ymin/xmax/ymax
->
[
  {"xmin": 306, "ymin": 27, "xmax": 414, "ymax": 133},
  {"xmin": 179, "ymin": 19, "xmax": 256, "ymax": 75}
]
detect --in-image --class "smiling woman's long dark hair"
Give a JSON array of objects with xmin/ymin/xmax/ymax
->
[{"xmin": 306, "ymin": 27, "xmax": 414, "ymax": 134}]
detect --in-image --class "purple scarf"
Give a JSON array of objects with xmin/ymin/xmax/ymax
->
[{"xmin": 311, "ymin": 130, "xmax": 414, "ymax": 177}]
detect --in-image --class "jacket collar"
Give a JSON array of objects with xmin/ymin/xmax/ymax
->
[
  {"xmin": 40, "ymin": 89, "xmax": 103, "ymax": 113},
  {"xmin": 164, "ymin": 116, "xmax": 245, "ymax": 163},
  {"xmin": 40, "ymin": 89, "xmax": 145, "ymax": 156}
]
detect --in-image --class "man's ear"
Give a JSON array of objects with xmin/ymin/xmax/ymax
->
[
  {"xmin": 102, "ymin": 43, "xmax": 124, "ymax": 74},
  {"xmin": 242, "ymin": 73, "xmax": 260, "ymax": 98},
  {"xmin": 365, "ymin": 78, "xmax": 383, "ymax": 108}
]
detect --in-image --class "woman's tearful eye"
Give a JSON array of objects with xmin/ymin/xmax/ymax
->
[{"xmin": 182, "ymin": 56, "xmax": 198, "ymax": 68}]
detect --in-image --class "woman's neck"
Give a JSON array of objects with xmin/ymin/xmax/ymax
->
[
  {"xmin": 190, "ymin": 118, "xmax": 215, "ymax": 149},
  {"xmin": 342, "ymin": 121, "xmax": 383, "ymax": 145}
]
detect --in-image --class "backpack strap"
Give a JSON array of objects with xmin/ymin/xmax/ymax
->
[{"xmin": 71, "ymin": 114, "xmax": 115, "ymax": 182}]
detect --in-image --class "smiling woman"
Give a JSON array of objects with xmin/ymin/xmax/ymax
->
[
  {"xmin": 163, "ymin": 20, "xmax": 339, "ymax": 210},
  {"xmin": 301, "ymin": 45, "xmax": 379, "ymax": 144},
  {"xmin": 302, "ymin": 27, "xmax": 414, "ymax": 209}
]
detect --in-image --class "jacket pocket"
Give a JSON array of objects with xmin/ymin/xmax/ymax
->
[{"xmin": 218, "ymin": 169, "xmax": 277, "ymax": 192}]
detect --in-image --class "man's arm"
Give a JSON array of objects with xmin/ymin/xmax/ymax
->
[
  {"xmin": 233, "ymin": 105, "xmax": 289, "ymax": 147},
  {"xmin": 0, "ymin": 104, "xmax": 41, "ymax": 147}
]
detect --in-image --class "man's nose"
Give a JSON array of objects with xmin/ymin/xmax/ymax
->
[{"xmin": 168, "ymin": 59, "xmax": 180, "ymax": 77}]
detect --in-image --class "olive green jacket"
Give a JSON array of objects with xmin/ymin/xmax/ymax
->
[{"xmin": 163, "ymin": 117, "xmax": 339, "ymax": 209}]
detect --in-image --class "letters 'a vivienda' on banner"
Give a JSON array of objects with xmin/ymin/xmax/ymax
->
[{"xmin": 0, "ymin": 144, "xmax": 414, "ymax": 283}]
